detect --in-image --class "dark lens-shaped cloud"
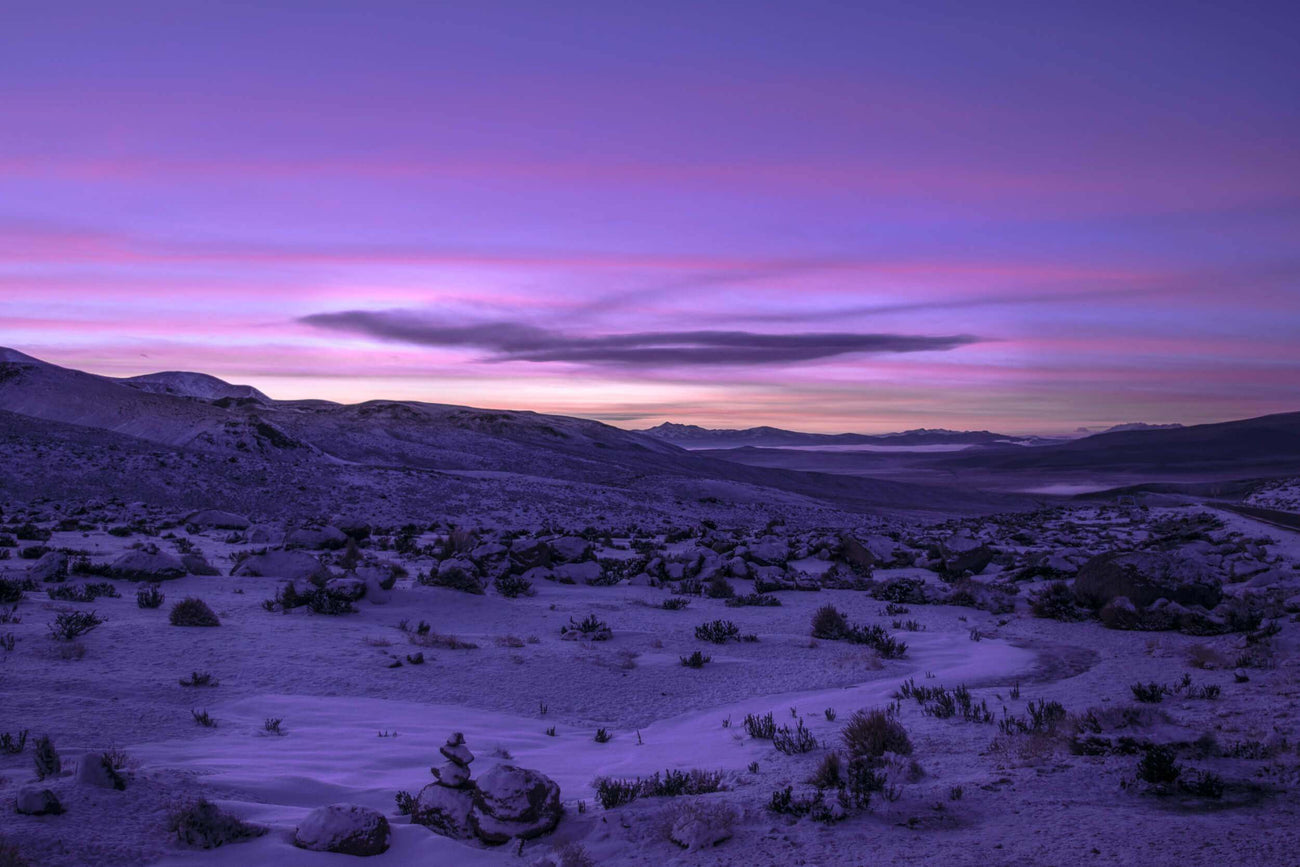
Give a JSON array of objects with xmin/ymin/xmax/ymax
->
[{"xmin": 299, "ymin": 309, "xmax": 980, "ymax": 366}]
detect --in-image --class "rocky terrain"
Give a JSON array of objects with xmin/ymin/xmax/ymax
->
[{"xmin": 1, "ymin": 351, "xmax": 1298, "ymax": 866}]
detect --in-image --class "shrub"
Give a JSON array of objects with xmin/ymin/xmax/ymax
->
[
  {"xmin": 167, "ymin": 799, "xmax": 267, "ymax": 848},
  {"xmin": 662, "ymin": 596, "xmax": 691, "ymax": 610},
  {"xmin": 1135, "ymin": 744, "xmax": 1181, "ymax": 785},
  {"xmin": 810, "ymin": 604, "xmax": 848, "ymax": 639},
  {"xmin": 1179, "ymin": 769, "xmax": 1224, "ymax": 798},
  {"xmin": 1130, "ymin": 682, "xmax": 1167, "ymax": 703},
  {"xmin": 493, "ymin": 573, "xmax": 534, "ymax": 598},
  {"xmin": 137, "ymin": 584, "xmax": 165, "ymax": 608},
  {"xmin": 0, "ymin": 577, "xmax": 23, "ymax": 604},
  {"xmin": 1029, "ymin": 582, "xmax": 1088, "ymax": 621},
  {"xmin": 562, "ymin": 614, "xmax": 612, "ymax": 640},
  {"xmin": 1, "ymin": 729, "xmax": 27, "ymax": 754},
  {"xmin": 264, "ymin": 718, "xmax": 284, "ymax": 736},
  {"xmin": 680, "ymin": 650, "xmax": 711, "ymax": 668},
  {"xmin": 808, "ymin": 752, "xmax": 844, "ymax": 789},
  {"xmin": 773, "ymin": 719, "xmax": 818, "ymax": 755},
  {"xmin": 695, "ymin": 619, "xmax": 741, "ymax": 644},
  {"xmin": 842, "ymin": 709, "xmax": 911, "ymax": 760},
  {"xmin": 843, "ymin": 624, "xmax": 907, "ymax": 658},
  {"xmin": 33, "ymin": 734, "xmax": 60, "ymax": 780},
  {"xmin": 48, "ymin": 610, "xmax": 103, "ymax": 640},
  {"xmin": 725, "ymin": 593, "xmax": 781, "ymax": 608},
  {"xmin": 170, "ymin": 597, "xmax": 220, "ymax": 627},
  {"xmin": 48, "ymin": 582, "xmax": 119, "ymax": 602},
  {"xmin": 594, "ymin": 728, "xmax": 612, "ymax": 743},
  {"xmin": 593, "ymin": 768, "xmax": 724, "ymax": 809},
  {"xmin": 192, "ymin": 709, "xmax": 217, "ymax": 727},
  {"xmin": 179, "ymin": 671, "xmax": 218, "ymax": 687},
  {"xmin": 744, "ymin": 711, "xmax": 776, "ymax": 739}
]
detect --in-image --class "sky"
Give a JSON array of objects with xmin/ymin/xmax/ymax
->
[{"xmin": 2, "ymin": 0, "xmax": 1298, "ymax": 434}]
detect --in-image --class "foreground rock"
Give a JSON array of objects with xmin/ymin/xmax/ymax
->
[
  {"xmin": 110, "ymin": 548, "xmax": 187, "ymax": 581},
  {"xmin": 1075, "ymin": 551, "xmax": 1222, "ymax": 609},
  {"xmin": 184, "ymin": 509, "xmax": 251, "ymax": 530},
  {"xmin": 412, "ymin": 732, "xmax": 562, "ymax": 845},
  {"xmin": 231, "ymin": 550, "xmax": 329, "ymax": 583},
  {"xmin": 15, "ymin": 787, "xmax": 63, "ymax": 815},
  {"xmin": 470, "ymin": 764, "xmax": 563, "ymax": 844},
  {"xmin": 294, "ymin": 804, "xmax": 391, "ymax": 856}
]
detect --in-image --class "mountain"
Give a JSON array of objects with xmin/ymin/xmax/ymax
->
[
  {"xmin": 937, "ymin": 412, "xmax": 1300, "ymax": 475},
  {"xmin": 0, "ymin": 348, "xmax": 1033, "ymax": 518},
  {"xmin": 122, "ymin": 371, "xmax": 270, "ymax": 403},
  {"xmin": 639, "ymin": 422, "xmax": 1020, "ymax": 449}
]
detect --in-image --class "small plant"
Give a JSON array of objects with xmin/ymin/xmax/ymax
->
[
  {"xmin": 744, "ymin": 711, "xmax": 777, "ymax": 739},
  {"xmin": 48, "ymin": 582, "xmax": 120, "ymax": 602},
  {"xmin": 33, "ymin": 734, "xmax": 60, "ymax": 780},
  {"xmin": 493, "ymin": 573, "xmax": 534, "ymax": 598},
  {"xmin": 773, "ymin": 719, "xmax": 818, "ymax": 755},
  {"xmin": 137, "ymin": 584, "xmax": 165, "ymax": 609},
  {"xmin": 170, "ymin": 597, "xmax": 220, "ymax": 627},
  {"xmin": 1, "ymin": 729, "xmax": 28, "ymax": 754},
  {"xmin": 1029, "ymin": 582, "xmax": 1087, "ymax": 621},
  {"xmin": 179, "ymin": 671, "xmax": 218, "ymax": 687},
  {"xmin": 725, "ymin": 592, "xmax": 781, "ymax": 607},
  {"xmin": 1179, "ymin": 769, "xmax": 1224, "ymax": 798},
  {"xmin": 545, "ymin": 726, "xmax": 557, "ymax": 736},
  {"xmin": 192, "ymin": 709, "xmax": 217, "ymax": 728},
  {"xmin": 824, "ymin": 708, "xmax": 837, "ymax": 721},
  {"xmin": 167, "ymin": 798, "xmax": 267, "ymax": 848},
  {"xmin": 694, "ymin": 619, "xmax": 741, "ymax": 644},
  {"xmin": 680, "ymin": 650, "xmax": 711, "ymax": 668},
  {"xmin": 0, "ymin": 577, "xmax": 25, "ymax": 604},
  {"xmin": 748, "ymin": 761, "xmax": 760, "ymax": 773},
  {"xmin": 562, "ymin": 614, "xmax": 612, "ymax": 640},
  {"xmin": 1, "ymin": 633, "xmax": 13, "ymax": 652},
  {"xmin": 810, "ymin": 604, "xmax": 849, "ymax": 639},
  {"xmin": 263, "ymin": 718, "xmax": 284, "ymax": 736},
  {"xmin": 1135, "ymin": 744, "xmax": 1181, "ymax": 786},
  {"xmin": 406, "ymin": 651, "xmax": 425, "ymax": 664},
  {"xmin": 593, "ymin": 768, "xmax": 725, "ymax": 809},
  {"xmin": 395, "ymin": 791, "xmax": 416, "ymax": 815},
  {"xmin": 661, "ymin": 596, "xmax": 691, "ymax": 610},
  {"xmin": 842, "ymin": 709, "xmax": 911, "ymax": 759},
  {"xmin": 48, "ymin": 610, "xmax": 103, "ymax": 640},
  {"xmin": 1130, "ymin": 681, "xmax": 1167, "ymax": 703},
  {"xmin": 594, "ymin": 728, "xmax": 612, "ymax": 743}
]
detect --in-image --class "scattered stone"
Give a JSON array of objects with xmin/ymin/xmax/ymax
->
[
  {"xmin": 15, "ymin": 787, "xmax": 63, "ymax": 816},
  {"xmin": 294, "ymin": 804, "xmax": 391, "ymax": 856}
]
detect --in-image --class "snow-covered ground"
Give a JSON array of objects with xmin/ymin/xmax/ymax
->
[{"xmin": 3, "ymin": 505, "xmax": 1300, "ymax": 866}]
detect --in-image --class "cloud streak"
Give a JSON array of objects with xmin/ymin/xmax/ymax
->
[{"xmin": 298, "ymin": 310, "xmax": 980, "ymax": 367}]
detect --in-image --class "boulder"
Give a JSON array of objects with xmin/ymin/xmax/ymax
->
[
  {"xmin": 553, "ymin": 562, "xmax": 603, "ymax": 585},
  {"xmin": 15, "ymin": 787, "xmax": 63, "ymax": 816},
  {"xmin": 294, "ymin": 804, "xmax": 390, "ymax": 856},
  {"xmin": 333, "ymin": 516, "xmax": 372, "ymax": 541},
  {"xmin": 669, "ymin": 804, "xmax": 736, "ymax": 851},
  {"xmin": 749, "ymin": 538, "xmax": 789, "ymax": 565},
  {"xmin": 549, "ymin": 536, "xmax": 592, "ymax": 563},
  {"xmin": 76, "ymin": 753, "xmax": 126, "ymax": 790},
  {"xmin": 1098, "ymin": 596, "xmax": 1141, "ymax": 630},
  {"xmin": 184, "ymin": 510, "xmax": 250, "ymax": 530},
  {"xmin": 413, "ymin": 783, "xmax": 475, "ymax": 839},
  {"xmin": 285, "ymin": 526, "xmax": 348, "ymax": 551},
  {"xmin": 181, "ymin": 553, "xmax": 220, "ymax": 576},
  {"xmin": 1075, "ymin": 551, "xmax": 1222, "ymax": 609},
  {"xmin": 324, "ymin": 577, "xmax": 367, "ymax": 602},
  {"xmin": 839, "ymin": 535, "xmax": 879, "ymax": 572},
  {"xmin": 509, "ymin": 539, "xmax": 551, "ymax": 570},
  {"xmin": 232, "ymin": 551, "xmax": 330, "ymax": 583},
  {"xmin": 27, "ymin": 551, "xmax": 68, "ymax": 582},
  {"xmin": 109, "ymin": 550, "xmax": 186, "ymax": 581},
  {"xmin": 469, "ymin": 764, "xmax": 562, "ymax": 844}
]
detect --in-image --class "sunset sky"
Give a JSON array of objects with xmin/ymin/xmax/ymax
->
[{"xmin": 2, "ymin": 1, "xmax": 1297, "ymax": 433}]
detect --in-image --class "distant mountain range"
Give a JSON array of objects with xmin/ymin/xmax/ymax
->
[{"xmin": 639, "ymin": 422, "xmax": 1051, "ymax": 449}]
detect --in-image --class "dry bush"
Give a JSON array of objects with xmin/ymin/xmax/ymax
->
[
  {"xmin": 842, "ymin": 709, "xmax": 911, "ymax": 760},
  {"xmin": 1186, "ymin": 643, "xmax": 1231, "ymax": 670}
]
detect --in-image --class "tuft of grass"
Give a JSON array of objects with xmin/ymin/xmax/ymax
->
[{"xmin": 170, "ymin": 597, "xmax": 220, "ymax": 627}]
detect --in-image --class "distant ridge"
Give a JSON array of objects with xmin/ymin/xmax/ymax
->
[{"xmin": 640, "ymin": 422, "xmax": 1027, "ymax": 449}]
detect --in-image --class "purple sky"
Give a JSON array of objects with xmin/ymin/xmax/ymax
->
[{"xmin": 2, "ymin": 1, "xmax": 1298, "ymax": 433}]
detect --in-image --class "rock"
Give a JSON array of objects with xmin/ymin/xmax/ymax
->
[
  {"xmin": 184, "ymin": 509, "xmax": 250, "ymax": 530},
  {"xmin": 434, "ymin": 761, "xmax": 470, "ymax": 788},
  {"xmin": 324, "ymin": 577, "xmax": 367, "ymax": 602},
  {"xmin": 549, "ymin": 536, "xmax": 592, "ymax": 563},
  {"xmin": 1074, "ymin": 551, "xmax": 1222, "ymax": 610},
  {"xmin": 839, "ymin": 535, "xmax": 879, "ymax": 572},
  {"xmin": 333, "ymin": 516, "xmax": 372, "ymax": 541},
  {"xmin": 232, "ymin": 551, "xmax": 330, "ymax": 583},
  {"xmin": 181, "ymin": 553, "xmax": 220, "ymax": 576},
  {"xmin": 109, "ymin": 550, "xmax": 187, "ymax": 581},
  {"xmin": 669, "ymin": 805, "xmax": 736, "ymax": 850},
  {"xmin": 1234, "ymin": 668, "xmax": 1250, "ymax": 683},
  {"xmin": 413, "ymin": 782, "xmax": 476, "ymax": 839},
  {"xmin": 285, "ymin": 525, "xmax": 348, "ymax": 550},
  {"xmin": 27, "ymin": 551, "xmax": 68, "ymax": 582},
  {"xmin": 294, "ymin": 804, "xmax": 390, "ymax": 856},
  {"xmin": 509, "ymin": 539, "xmax": 551, "ymax": 570},
  {"xmin": 75, "ymin": 753, "xmax": 125, "ymax": 790},
  {"xmin": 749, "ymin": 537, "xmax": 789, "ymax": 565},
  {"xmin": 356, "ymin": 567, "xmax": 392, "ymax": 604},
  {"xmin": 440, "ymin": 733, "xmax": 475, "ymax": 768},
  {"xmin": 15, "ymin": 787, "xmax": 63, "ymax": 815},
  {"xmin": 942, "ymin": 537, "xmax": 994, "ymax": 575},
  {"xmin": 246, "ymin": 525, "xmax": 280, "ymax": 545},
  {"xmin": 469, "ymin": 764, "xmax": 562, "ymax": 844},
  {"xmin": 553, "ymin": 561, "xmax": 602, "ymax": 585}
]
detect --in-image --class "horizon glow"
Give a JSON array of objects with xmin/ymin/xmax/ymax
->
[{"xmin": 2, "ymin": 1, "xmax": 1298, "ymax": 434}]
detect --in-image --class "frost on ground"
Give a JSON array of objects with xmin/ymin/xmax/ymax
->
[{"xmin": 1, "ymin": 495, "xmax": 1299, "ymax": 866}]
